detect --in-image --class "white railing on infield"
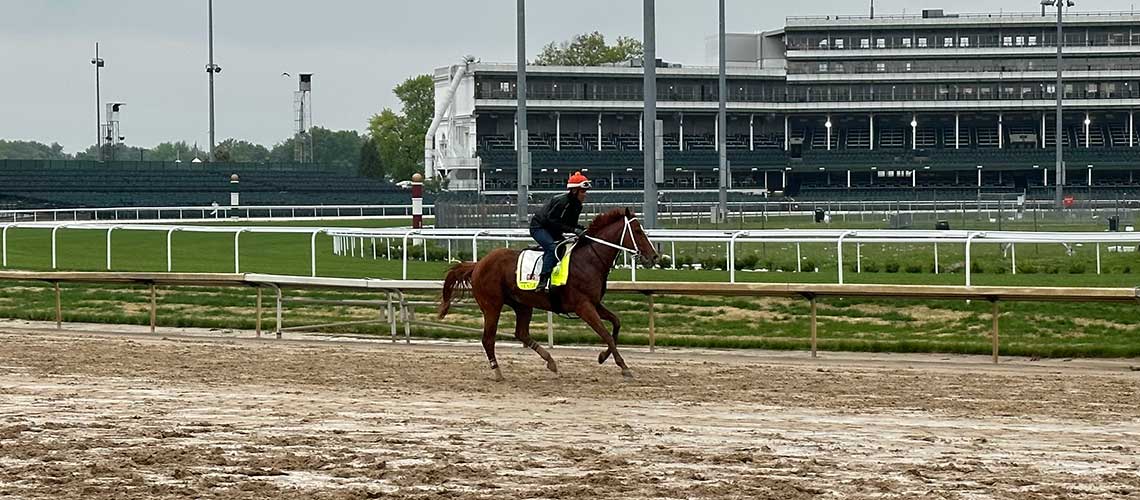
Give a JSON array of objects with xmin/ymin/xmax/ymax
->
[{"xmin": 1, "ymin": 221, "xmax": 1139, "ymax": 287}]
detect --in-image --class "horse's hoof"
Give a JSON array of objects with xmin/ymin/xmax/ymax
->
[
  {"xmin": 621, "ymin": 368, "xmax": 635, "ymax": 379},
  {"xmin": 598, "ymin": 350, "xmax": 610, "ymax": 365},
  {"xmin": 492, "ymin": 367, "xmax": 505, "ymax": 382},
  {"xmin": 546, "ymin": 359, "xmax": 559, "ymax": 375}
]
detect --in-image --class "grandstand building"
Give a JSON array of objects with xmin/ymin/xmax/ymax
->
[{"xmin": 432, "ymin": 8, "xmax": 1140, "ymax": 201}]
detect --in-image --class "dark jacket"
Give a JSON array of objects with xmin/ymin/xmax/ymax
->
[{"xmin": 529, "ymin": 193, "xmax": 583, "ymax": 238}]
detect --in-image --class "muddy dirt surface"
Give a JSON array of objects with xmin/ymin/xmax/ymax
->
[{"xmin": 0, "ymin": 325, "xmax": 1138, "ymax": 499}]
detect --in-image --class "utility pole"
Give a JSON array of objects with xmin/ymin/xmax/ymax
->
[
  {"xmin": 91, "ymin": 43, "xmax": 104, "ymax": 161},
  {"xmin": 717, "ymin": 0, "xmax": 728, "ymax": 222},
  {"xmin": 1051, "ymin": 0, "xmax": 1073, "ymax": 209},
  {"xmin": 206, "ymin": 0, "xmax": 221, "ymax": 161},
  {"xmin": 643, "ymin": 0, "xmax": 658, "ymax": 228},
  {"xmin": 516, "ymin": 0, "xmax": 529, "ymax": 226}
]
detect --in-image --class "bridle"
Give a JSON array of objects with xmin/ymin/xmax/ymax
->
[{"xmin": 581, "ymin": 216, "xmax": 653, "ymax": 257}]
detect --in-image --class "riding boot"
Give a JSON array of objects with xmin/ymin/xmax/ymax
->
[{"xmin": 536, "ymin": 273, "xmax": 551, "ymax": 292}]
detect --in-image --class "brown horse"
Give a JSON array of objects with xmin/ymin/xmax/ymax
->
[{"xmin": 438, "ymin": 207, "xmax": 658, "ymax": 380}]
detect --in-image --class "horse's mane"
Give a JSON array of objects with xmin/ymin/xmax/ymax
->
[{"xmin": 585, "ymin": 208, "xmax": 632, "ymax": 236}]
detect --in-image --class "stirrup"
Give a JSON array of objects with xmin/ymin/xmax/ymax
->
[{"xmin": 536, "ymin": 274, "xmax": 551, "ymax": 292}]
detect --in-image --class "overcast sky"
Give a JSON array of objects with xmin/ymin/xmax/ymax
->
[{"xmin": 5, "ymin": 0, "xmax": 1139, "ymax": 153}]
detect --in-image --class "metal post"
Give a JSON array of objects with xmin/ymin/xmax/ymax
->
[
  {"xmin": 1055, "ymin": 0, "xmax": 1064, "ymax": 209},
  {"xmin": 991, "ymin": 300, "xmax": 1000, "ymax": 364},
  {"xmin": 275, "ymin": 286, "xmax": 283, "ymax": 339},
  {"xmin": 54, "ymin": 282, "xmax": 62, "ymax": 330},
  {"xmin": 809, "ymin": 296, "xmax": 818, "ymax": 358},
  {"xmin": 207, "ymin": 0, "xmax": 217, "ymax": 161},
  {"xmin": 92, "ymin": 43, "xmax": 103, "ymax": 162},
  {"xmin": 546, "ymin": 310, "xmax": 554, "ymax": 348},
  {"xmin": 149, "ymin": 284, "xmax": 157, "ymax": 333},
  {"xmin": 646, "ymin": 293, "xmax": 657, "ymax": 352},
  {"xmin": 255, "ymin": 287, "xmax": 262, "ymax": 338},
  {"xmin": 516, "ymin": 0, "xmax": 529, "ymax": 226},
  {"xmin": 717, "ymin": 0, "xmax": 728, "ymax": 222},
  {"xmin": 643, "ymin": 0, "xmax": 658, "ymax": 229}
]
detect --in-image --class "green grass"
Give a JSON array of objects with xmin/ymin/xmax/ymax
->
[{"xmin": 0, "ymin": 213, "xmax": 1137, "ymax": 359}]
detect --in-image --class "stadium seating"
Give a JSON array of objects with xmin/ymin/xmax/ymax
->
[{"xmin": 0, "ymin": 160, "xmax": 411, "ymax": 209}]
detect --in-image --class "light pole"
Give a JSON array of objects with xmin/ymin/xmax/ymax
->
[
  {"xmin": 717, "ymin": 0, "xmax": 727, "ymax": 222},
  {"xmin": 643, "ymin": 0, "xmax": 658, "ymax": 229},
  {"xmin": 516, "ymin": 0, "xmax": 529, "ymax": 226},
  {"xmin": 1044, "ymin": 0, "xmax": 1074, "ymax": 209},
  {"xmin": 91, "ymin": 43, "xmax": 104, "ymax": 161},
  {"xmin": 206, "ymin": 0, "xmax": 222, "ymax": 161}
]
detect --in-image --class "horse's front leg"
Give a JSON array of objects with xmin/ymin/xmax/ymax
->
[
  {"xmin": 577, "ymin": 303, "xmax": 632, "ymax": 378},
  {"xmin": 596, "ymin": 302, "xmax": 621, "ymax": 365}
]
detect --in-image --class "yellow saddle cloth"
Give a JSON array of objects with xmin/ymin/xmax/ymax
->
[{"xmin": 516, "ymin": 242, "xmax": 574, "ymax": 291}]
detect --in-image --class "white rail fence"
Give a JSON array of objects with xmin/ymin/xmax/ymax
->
[
  {"xmin": 3, "ymin": 222, "xmax": 1140, "ymax": 287},
  {"xmin": 0, "ymin": 204, "xmax": 436, "ymax": 223}
]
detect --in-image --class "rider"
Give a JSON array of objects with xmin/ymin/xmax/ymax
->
[{"xmin": 529, "ymin": 171, "xmax": 591, "ymax": 291}]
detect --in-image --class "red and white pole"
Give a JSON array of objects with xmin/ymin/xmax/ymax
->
[{"xmin": 411, "ymin": 172, "xmax": 424, "ymax": 229}]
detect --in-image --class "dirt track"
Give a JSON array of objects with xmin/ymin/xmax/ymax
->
[{"xmin": 0, "ymin": 325, "xmax": 1138, "ymax": 499}]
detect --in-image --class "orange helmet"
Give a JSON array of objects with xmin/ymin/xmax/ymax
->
[{"xmin": 566, "ymin": 171, "xmax": 592, "ymax": 190}]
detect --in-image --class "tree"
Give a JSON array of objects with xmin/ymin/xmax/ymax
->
[
  {"xmin": 148, "ymin": 141, "xmax": 208, "ymax": 162},
  {"xmin": 0, "ymin": 140, "xmax": 70, "ymax": 160},
  {"xmin": 215, "ymin": 139, "xmax": 269, "ymax": 162},
  {"xmin": 367, "ymin": 75, "xmax": 435, "ymax": 182},
  {"xmin": 358, "ymin": 136, "xmax": 385, "ymax": 179},
  {"xmin": 268, "ymin": 127, "xmax": 363, "ymax": 168},
  {"xmin": 535, "ymin": 32, "xmax": 643, "ymax": 66}
]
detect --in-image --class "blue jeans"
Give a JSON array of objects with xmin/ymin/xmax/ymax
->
[{"xmin": 529, "ymin": 227, "xmax": 558, "ymax": 276}]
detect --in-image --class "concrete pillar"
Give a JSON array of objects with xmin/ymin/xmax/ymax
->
[
  {"xmin": 911, "ymin": 114, "xmax": 917, "ymax": 150},
  {"xmin": 1041, "ymin": 112, "xmax": 1046, "ymax": 148},
  {"xmin": 749, "ymin": 114, "xmax": 755, "ymax": 151},
  {"xmin": 955, "ymin": 113, "xmax": 960, "ymax": 149},
  {"xmin": 556, "ymin": 112, "xmax": 561, "ymax": 151},
  {"xmin": 597, "ymin": 112, "xmax": 602, "ymax": 151},
  {"xmin": 998, "ymin": 112, "xmax": 1003, "ymax": 149},
  {"xmin": 679, "ymin": 113, "xmax": 685, "ymax": 151},
  {"xmin": 869, "ymin": 114, "xmax": 875, "ymax": 150},
  {"xmin": 1085, "ymin": 112, "xmax": 1091, "ymax": 148},
  {"xmin": 846, "ymin": 169, "xmax": 851, "ymax": 187},
  {"xmin": 1131, "ymin": 110, "xmax": 1135, "ymax": 147},
  {"xmin": 638, "ymin": 113, "xmax": 643, "ymax": 151},
  {"xmin": 784, "ymin": 115, "xmax": 790, "ymax": 151},
  {"xmin": 826, "ymin": 115, "xmax": 832, "ymax": 151},
  {"xmin": 714, "ymin": 116, "xmax": 720, "ymax": 152}
]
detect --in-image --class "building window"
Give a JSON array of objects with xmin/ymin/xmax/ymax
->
[
  {"xmin": 835, "ymin": 38, "xmax": 844, "ymax": 49},
  {"xmin": 499, "ymin": 81, "xmax": 511, "ymax": 92},
  {"xmin": 918, "ymin": 37, "xmax": 928, "ymax": 48},
  {"xmin": 876, "ymin": 38, "xmax": 886, "ymax": 48},
  {"xmin": 905, "ymin": 62, "xmax": 913, "ymax": 72},
  {"xmin": 818, "ymin": 62, "xmax": 829, "ymax": 72},
  {"xmin": 1028, "ymin": 36, "xmax": 1037, "ymax": 46},
  {"xmin": 819, "ymin": 39, "xmax": 829, "ymax": 48},
  {"xmin": 833, "ymin": 62, "xmax": 844, "ymax": 73},
  {"xmin": 902, "ymin": 37, "xmax": 912, "ymax": 48},
  {"xmin": 1087, "ymin": 83, "xmax": 1098, "ymax": 94},
  {"xmin": 960, "ymin": 37, "xmax": 970, "ymax": 47},
  {"xmin": 1016, "ymin": 36, "xmax": 1025, "ymax": 46},
  {"xmin": 1046, "ymin": 84, "xmax": 1056, "ymax": 94},
  {"xmin": 1003, "ymin": 36, "xmax": 1013, "ymax": 47},
  {"xmin": 861, "ymin": 38, "xmax": 870, "ymax": 49},
  {"xmin": 944, "ymin": 37, "xmax": 953, "ymax": 47},
  {"xmin": 876, "ymin": 62, "xmax": 886, "ymax": 72}
]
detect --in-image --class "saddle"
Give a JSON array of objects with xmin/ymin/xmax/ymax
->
[{"xmin": 517, "ymin": 241, "xmax": 575, "ymax": 291}]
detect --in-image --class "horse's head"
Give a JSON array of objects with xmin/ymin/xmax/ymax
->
[{"xmin": 586, "ymin": 207, "xmax": 659, "ymax": 267}]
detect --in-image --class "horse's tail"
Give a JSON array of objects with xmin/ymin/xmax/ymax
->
[{"xmin": 439, "ymin": 261, "xmax": 477, "ymax": 319}]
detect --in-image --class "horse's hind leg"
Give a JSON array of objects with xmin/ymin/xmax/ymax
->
[
  {"xmin": 480, "ymin": 305, "xmax": 504, "ymax": 381},
  {"xmin": 577, "ymin": 303, "xmax": 633, "ymax": 378},
  {"xmin": 596, "ymin": 303, "xmax": 621, "ymax": 365},
  {"xmin": 512, "ymin": 305, "xmax": 559, "ymax": 376}
]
